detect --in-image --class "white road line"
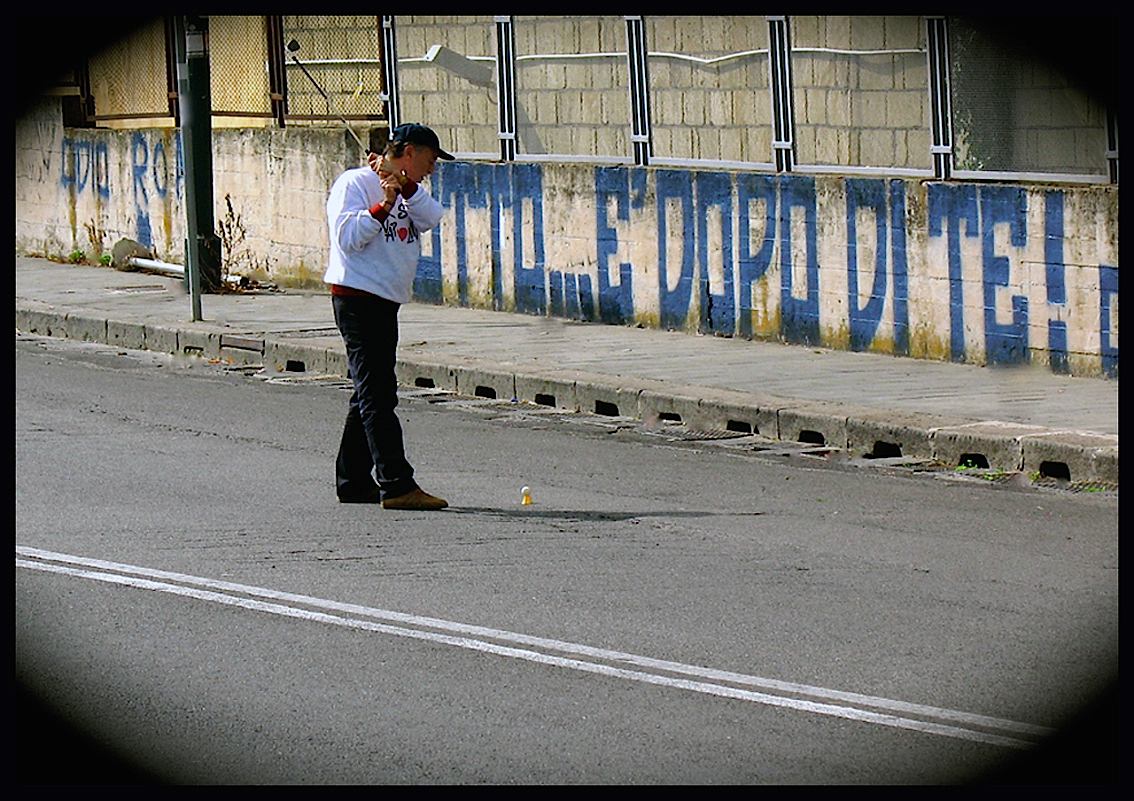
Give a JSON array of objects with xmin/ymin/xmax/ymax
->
[{"xmin": 16, "ymin": 546, "xmax": 1050, "ymax": 749}]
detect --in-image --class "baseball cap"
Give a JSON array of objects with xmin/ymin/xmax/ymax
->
[{"xmin": 391, "ymin": 123, "xmax": 455, "ymax": 160}]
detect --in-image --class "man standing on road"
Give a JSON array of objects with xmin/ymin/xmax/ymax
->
[{"xmin": 324, "ymin": 123, "xmax": 454, "ymax": 510}]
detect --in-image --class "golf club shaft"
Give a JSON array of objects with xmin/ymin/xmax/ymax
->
[{"xmin": 287, "ymin": 46, "xmax": 367, "ymax": 154}]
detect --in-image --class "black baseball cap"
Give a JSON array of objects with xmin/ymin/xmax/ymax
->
[{"xmin": 391, "ymin": 123, "xmax": 455, "ymax": 160}]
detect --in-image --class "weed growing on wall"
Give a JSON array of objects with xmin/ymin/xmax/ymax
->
[
  {"xmin": 218, "ymin": 194, "xmax": 274, "ymax": 285},
  {"xmin": 83, "ymin": 218, "xmax": 108, "ymax": 265}
]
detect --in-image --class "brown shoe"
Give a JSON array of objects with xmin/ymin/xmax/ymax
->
[{"xmin": 381, "ymin": 488, "xmax": 448, "ymax": 510}]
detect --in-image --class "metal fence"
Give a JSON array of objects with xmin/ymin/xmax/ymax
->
[
  {"xmin": 78, "ymin": 14, "xmax": 1116, "ymax": 184},
  {"xmin": 279, "ymin": 15, "xmax": 385, "ymax": 124},
  {"xmin": 87, "ymin": 16, "xmax": 175, "ymax": 125},
  {"xmin": 382, "ymin": 14, "xmax": 1116, "ymax": 183},
  {"xmin": 85, "ymin": 15, "xmax": 386, "ymax": 129},
  {"xmin": 947, "ymin": 16, "xmax": 1112, "ymax": 181}
]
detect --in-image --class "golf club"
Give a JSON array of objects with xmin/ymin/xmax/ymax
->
[{"xmin": 286, "ymin": 39, "xmax": 368, "ymax": 155}]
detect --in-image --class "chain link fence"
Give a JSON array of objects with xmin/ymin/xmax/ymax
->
[
  {"xmin": 86, "ymin": 15, "xmax": 386, "ymax": 129},
  {"xmin": 209, "ymin": 16, "xmax": 272, "ymax": 123},
  {"xmin": 948, "ymin": 16, "xmax": 1109, "ymax": 178},
  {"xmin": 88, "ymin": 16, "xmax": 172, "ymax": 126},
  {"xmin": 79, "ymin": 15, "xmax": 1114, "ymax": 181},
  {"xmin": 280, "ymin": 15, "xmax": 385, "ymax": 124}
]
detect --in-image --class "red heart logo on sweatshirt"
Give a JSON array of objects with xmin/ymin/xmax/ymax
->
[{"xmin": 397, "ymin": 228, "xmax": 408, "ymax": 241}]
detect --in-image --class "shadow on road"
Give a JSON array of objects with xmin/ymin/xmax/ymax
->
[{"xmin": 443, "ymin": 506, "xmax": 765, "ymax": 522}]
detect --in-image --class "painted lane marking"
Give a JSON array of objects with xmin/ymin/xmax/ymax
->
[{"xmin": 17, "ymin": 546, "xmax": 1051, "ymax": 749}]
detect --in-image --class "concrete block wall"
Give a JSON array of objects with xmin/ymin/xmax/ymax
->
[
  {"xmin": 15, "ymin": 96, "xmax": 1119, "ymax": 378},
  {"xmin": 211, "ymin": 126, "xmax": 349, "ymax": 283},
  {"xmin": 16, "ymin": 98, "xmax": 350, "ymax": 287},
  {"xmin": 644, "ymin": 16, "xmax": 773, "ymax": 165},
  {"xmin": 394, "ymin": 15, "xmax": 500, "ymax": 157},
  {"xmin": 420, "ymin": 161, "xmax": 1117, "ymax": 377},
  {"xmin": 512, "ymin": 15, "xmax": 630, "ymax": 158},
  {"xmin": 791, "ymin": 15, "xmax": 930, "ymax": 170}
]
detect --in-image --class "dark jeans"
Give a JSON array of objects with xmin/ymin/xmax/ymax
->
[{"xmin": 332, "ymin": 293, "xmax": 419, "ymax": 501}]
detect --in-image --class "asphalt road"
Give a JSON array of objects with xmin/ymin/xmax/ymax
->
[{"xmin": 15, "ymin": 333, "xmax": 1118, "ymax": 785}]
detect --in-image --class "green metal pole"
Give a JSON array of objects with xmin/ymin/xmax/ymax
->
[{"xmin": 175, "ymin": 15, "xmax": 221, "ymax": 320}]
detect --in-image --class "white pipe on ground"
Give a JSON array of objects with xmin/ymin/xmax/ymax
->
[{"xmin": 128, "ymin": 257, "xmax": 185, "ymax": 277}]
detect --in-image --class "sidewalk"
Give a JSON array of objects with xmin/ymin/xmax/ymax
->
[{"xmin": 15, "ymin": 256, "xmax": 1118, "ymax": 483}]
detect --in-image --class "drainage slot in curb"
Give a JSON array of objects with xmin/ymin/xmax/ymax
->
[
  {"xmin": 285, "ymin": 360, "xmax": 306, "ymax": 372},
  {"xmin": 868, "ymin": 441, "xmax": 903, "ymax": 459},
  {"xmin": 474, "ymin": 386, "xmax": 498, "ymax": 399},
  {"xmin": 798, "ymin": 430, "xmax": 826, "ymax": 445},
  {"xmin": 594, "ymin": 400, "xmax": 620, "ymax": 417},
  {"xmin": 1039, "ymin": 460, "xmax": 1071, "ymax": 481},
  {"xmin": 726, "ymin": 420, "xmax": 754, "ymax": 434},
  {"xmin": 534, "ymin": 393, "xmax": 556, "ymax": 407},
  {"xmin": 658, "ymin": 412, "xmax": 682, "ymax": 423},
  {"xmin": 958, "ymin": 453, "xmax": 989, "ymax": 469},
  {"xmin": 220, "ymin": 335, "xmax": 263, "ymax": 352},
  {"xmin": 414, "ymin": 377, "xmax": 436, "ymax": 388}
]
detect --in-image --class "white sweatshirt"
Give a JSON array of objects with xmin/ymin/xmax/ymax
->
[{"xmin": 323, "ymin": 166, "xmax": 445, "ymax": 304}]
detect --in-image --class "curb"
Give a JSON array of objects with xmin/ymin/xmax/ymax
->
[{"xmin": 16, "ymin": 304, "xmax": 1118, "ymax": 484}]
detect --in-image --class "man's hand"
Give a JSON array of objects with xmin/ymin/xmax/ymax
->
[
  {"xmin": 379, "ymin": 172, "xmax": 402, "ymax": 206},
  {"xmin": 371, "ymin": 154, "xmax": 408, "ymax": 187}
]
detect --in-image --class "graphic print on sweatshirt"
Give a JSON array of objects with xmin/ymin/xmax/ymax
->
[{"xmin": 382, "ymin": 206, "xmax": 419, "ymax": 245}]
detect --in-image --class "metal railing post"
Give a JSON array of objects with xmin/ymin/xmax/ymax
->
[{"xmin": 174, "ymin": 15, "xmax": 221, "ymax": 320}]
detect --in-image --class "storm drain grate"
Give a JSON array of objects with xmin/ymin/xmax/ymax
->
[
  {"xmin": 265, "ymin": 373, "xmax": 353, "ymax": 389},
  {"xmin": 1031, "ymin": 477, "xmax": 1119, "ymax": 495},
  {"xmin": 642, "ymin": 426, "xmax": 753, "ymax": 442}
]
